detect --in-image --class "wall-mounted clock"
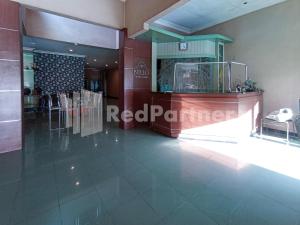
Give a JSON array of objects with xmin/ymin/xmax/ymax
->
[{"xmin": 179, "ymin": 42, "xmax": 188, "ymax": 51}]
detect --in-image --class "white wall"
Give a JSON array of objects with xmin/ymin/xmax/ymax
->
[
  {"xmin": 125, "ymin": 0, "xmax": 189, "ymax": 37},
  {"xmin": 24, "ymin": 9, "xmax": 119, "ymax": 49},
  {"xmin": 197, "ymin": 0, "xmax": 300, "ymax": 116},
  {"xmin": 14, "ymin": 0, "xmax": 189, "ymax": 38},
  {"xmin": 13, "ymin": 0, "xmax": 125, "ymax": 29}
]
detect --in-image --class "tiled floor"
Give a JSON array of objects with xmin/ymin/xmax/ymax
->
[{"xmin": 1, "ymin": 113, "xmax": 300, "ymax": 225}]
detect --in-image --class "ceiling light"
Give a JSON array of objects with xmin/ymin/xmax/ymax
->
[
  {"xmin": 93, "ymin": 59, "xmax": 97, "ymax": 62},
  {"xmin": 86, "ymin": 62, "xmax": 89, "ymax": 65},
  {"xmin": 115, "ymin": 61, "xmax": 118, "ymax": 64},
  {"xmin": 105, "ymin": 64, "xmax": 109, "ymax": 67},
  {"xmin": 69, "ymin": 49, "xmax": 73, "ymax": 52}
]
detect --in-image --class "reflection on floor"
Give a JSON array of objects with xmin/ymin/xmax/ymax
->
[
  {"xmin": 261, "ymin": 128, "xmax": 300, "ymax": 146},
  {"xmin": 0, "ymin": 114, "xmax": 300, "ymax": 225}
]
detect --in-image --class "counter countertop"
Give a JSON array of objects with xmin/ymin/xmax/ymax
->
[{"xmin": 151, "ymin": 91, "xmax": 263, "ymax": 99}]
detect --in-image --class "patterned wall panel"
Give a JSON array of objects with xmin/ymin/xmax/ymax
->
[{"xmin": 34, "ymin": 52, "xmax": 85, "ymax": 94}]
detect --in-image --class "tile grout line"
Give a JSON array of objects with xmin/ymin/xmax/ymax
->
[
  {"xmin": 52, "ymin": 160, "xmax": 65, "ymax": 225},
  {"xmin": 103, "ymin": 149, "xmax": 163, "ymax": 222}
]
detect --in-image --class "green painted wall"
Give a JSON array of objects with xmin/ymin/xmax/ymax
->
[
  {"xmin": 157, "ymin": 40, "xmax": 216, "ymax": 59},
  {"xmin": 152, "ymin": 42, "xmax": 158, "ymax": 92},
  {"xmin": 23, "ymin": 53, "xmax": 34, "ymax": 91}
]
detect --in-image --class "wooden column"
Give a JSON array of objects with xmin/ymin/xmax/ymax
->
[
  {"xmin": 118, "ymin": 29, "xmax": 152, "ymax": 129},
  {"xmin": 0, "ymin": 0, "xmax": 22, "ymax": 153}
]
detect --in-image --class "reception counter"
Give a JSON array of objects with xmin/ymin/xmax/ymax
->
[{"xmin": 151, "ymin": 92, "xmax": 263, "ymax": 139}]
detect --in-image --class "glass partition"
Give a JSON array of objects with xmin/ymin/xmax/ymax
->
[
  {"xmin": 80, "ymin": 90, "xmax": 103, "ymax": 137},
  {"xmin": 72, "ymin": 91, "xmax": 81, "ymax": 134},
  {"xmin": 48, "ymin": 90, "xmax": 103, "ymax": 137},
  {"xmin": 172, "ymin": 62, "xmax": 248, "ymax": 93}
]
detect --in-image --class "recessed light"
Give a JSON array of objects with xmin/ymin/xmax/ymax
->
[
  {"xmin": 93, "ymin": 59, "xmax": 97, "ymax": 62},
  {"xmin": 105, "ymin": 64, "xmax": 109, "ymax": 67},
  {"xmin": 69, "ymin": 49, "xmax": 73, "ymax": 52},
  {"xmin": 86, "ymin": 62, "xmax": 89, "ymax": 65},
  {"xmin": 115, "ymin": 61, "xmax": 118, "ymax": 64}
]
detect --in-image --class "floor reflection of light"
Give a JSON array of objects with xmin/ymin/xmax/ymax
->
[
  {"xmin": 75, "ymin": 181, "xmax": 80, "ymax": 186},
  {"xmin": 70, "ymin": 166, "xmax": 75, "ymax": 171},
  {"xmin": 178, "ymin": 140, "xmax": 249, "ymax": 170},
  {"xmin": 179, "ymin": 136, "xmax": 300, "ymax": 180}
]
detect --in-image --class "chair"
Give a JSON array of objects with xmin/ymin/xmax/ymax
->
[{"xmin": 260, "ymin": 108, "xmax": 294, "ymax": 143}]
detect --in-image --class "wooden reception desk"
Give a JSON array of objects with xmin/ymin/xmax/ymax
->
[{"xmin": 151, "ymin": 92, "xmax": 263, "ymax": 139}]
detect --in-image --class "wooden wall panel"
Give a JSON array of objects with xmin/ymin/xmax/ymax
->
[
  {"xmin": 106, "ymin": 69, "xmax": 119, "ymax": 98},
  {"xmin": 0, "ymin": 0, "xmax": 22, "ymax": 153},
  {"xmin": 0, "ymin": 29, "xmax": 21, "ymax": 60},
  {"xmin": 0, "ymin": 121, "xmax": 22, "ymax": 153},
  {"xmin": 0, "ymin": 0, "xmax": 20, "ymax": 30},
  {"xmin": 0, "ymin": 60, "xmax": 21, "ymax": 90},
  {"xmin": 0, "ymin": 91, "xmax": 22, "ymax": 121}
]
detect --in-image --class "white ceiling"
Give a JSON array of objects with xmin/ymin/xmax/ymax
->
[
  {"xmin": 154, "ymin": 0, "xmax": 287, "ymax": 34},
  {"xmin": 23, "ymin": 36, "xmax": 119, "ymax": 69}
]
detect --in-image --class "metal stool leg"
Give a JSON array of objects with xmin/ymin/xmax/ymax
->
[
  {"xmin": 286, "ymin": 121, "xmax": 290, "ymax": 143},
  {"xmin": 260, "ymin": 119, "xmax": 263, "ymax": 138},
  {"xmin": 49, "ymin": 108, "xmax": 52, "ymax": 130}
]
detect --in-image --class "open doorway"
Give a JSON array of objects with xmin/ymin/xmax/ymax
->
[{"xmin": 21, "ymin": 7, "xmax": 120, "ymax": 139}]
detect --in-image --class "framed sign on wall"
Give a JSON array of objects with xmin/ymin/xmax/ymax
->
[{"xmin": 179, "ymin": 42, "xmax": 188, "ymax": 51}]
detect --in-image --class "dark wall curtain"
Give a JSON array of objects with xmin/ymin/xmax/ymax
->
[{"xmin": 34, "ymin": 52, "xmax": 85, "ymax": 94}]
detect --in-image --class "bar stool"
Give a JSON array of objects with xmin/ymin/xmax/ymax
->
[
  {"xmin": 59, "ymin": 93, "xmax": 73, "ymax": 129},
  {"xmin": 48, "ymin": 94, "xmax": 62, "ymax": 130}
]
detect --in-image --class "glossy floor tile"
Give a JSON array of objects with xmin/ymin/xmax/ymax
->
[{"xmin": 0, "ymin": 112, "xmax": 300, "ymax": 225}]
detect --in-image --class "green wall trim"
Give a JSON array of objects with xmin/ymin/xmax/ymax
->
[
  {"xmin": 136, "ymin": 25, "xmax": 233, "ymax": 44},
  {"xmin": 157, "ymin": 54, "xmax": 216, "ymax": 59},
  {"xmin": 184, "ymin": 34, "xmax": 233, "ymax": 43},
  {"xmin": 149, "ymin": 26, "xmax": 185, "ymax": 40}
]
